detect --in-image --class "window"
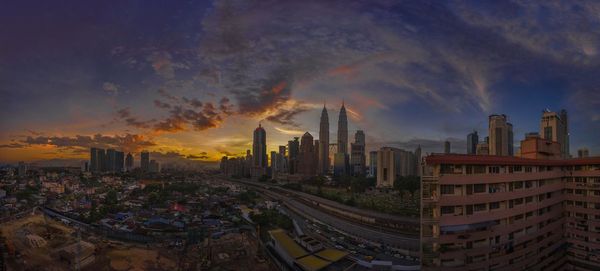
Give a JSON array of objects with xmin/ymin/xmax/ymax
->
[
  {"xmin": 525, "ymin": 196, "xmax": 533, "ymax": 203},
  {"xmin": 441, "ymin": 206, "xmax": 455, "ymax": 215},
  {"xmin": 474, "ymin": 203, "xmax": 486, "ymax": 212},
  {"xmin": 512, "ymin": 165, "xmax": 522, "ymax": 172},
  {"xmin": 514, "ymin": 181, "xmax": 523, "ymax": 189},
  {"xmin": 490, "ymin": 202, "xmax": 500, "ymax": 210},
  {"xmin": 490, "ymin": 166, "xmax": 500, "ymax": 174},
  {"xmin": 525, "ymin": 166, "xmax": 532, "ymax": 173},
  {"xmin": 441, "ymin": 185, "xmax": 455, "ymax": 195},
  {"xmin": 544, "ymin": 127, "xmax": 552, "ymax": 141},
  {"xmin": 474, "ymin": 184, "xmax": 486, "ymax": 193}
]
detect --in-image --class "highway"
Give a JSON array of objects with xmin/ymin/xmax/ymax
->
[{"xmin": 228, "ymin": 178, "xmax": 421, "ymax": 257}]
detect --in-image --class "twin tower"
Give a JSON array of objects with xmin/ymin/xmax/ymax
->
[{"xmin": 318, "ymin": 102, "xmax": 348, "ymax": 174}]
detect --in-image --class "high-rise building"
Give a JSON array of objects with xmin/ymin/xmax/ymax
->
[
  {"xmin": 318, "ymin": 104, "xmax": 330, "ymax": 175},
  {"xmin": 476, "ymin": 142, "xmax": 489, "ymax": 155},
  {"xmin": 337, "ymin": 102, "xmax": 348, "ymax": 154},
  {"xmin": 540, "ymin": 109, "xmax": 569, "ymax": 158},
  {"xmin": 106, "ymin": 149, "xmax": 116, "ymax": 172},
  {"xmin": 368, "ymin": 151, "xmax": 378, "ymax": 178},
  {"xmin": 278, "ymin": 146, "xmax": 287, "ymax": 174},
  {"xmin": 444, "ymin": 141, "xmax": 451, "ymax": 154},
  {"xmin": 421, "ymin": 154, "xmax": 600, "ymax": 270},
  {"xmin": 350, "ymin": 130, "xmax": 366, "ymax": 176},
  {"xmin": 125, "ymin": 153, "xmax": 134, "ymax": 171},
  {"xmin": 115, "ymin": 151, "xmax": 124, "ymax": 172},
  {"xmin": 270, "ymin": 151, "xmax": 278, "ymax": 175},
  {"xmin": 252, "ymin": 124, "xmax": 267, "ymax": 176},
  {"xmin": 376, "ymin": 148, "xmax": 396, "ymax": 188},
  {"xmin": 288, "ymin": 137, "xmax": 300, "ymax": 174},
  {"xmin": 577, "ymin": 148, "xmax": 589, "ymax": 158},
  {"xmin": 415, "ymin": 145, "xmax": 422, "ymax": 176},
  {"xmin": 376, "ymin": 147, "xmax": 417, "ymax": 188},
  {"xmin": 489, "ymin": 114, "xmax": 514, "ymax": 156},
  {"xmin": 149, "ymin": 159, "xmax": 160, "ymax": 173},
  {"xmin": 97, "ymin": 149, "xmax": 106, "ymax": 172},
  {"xmin": 141, "ymin": 151, "xmax": 150, "ymax": 172},
  {"xmin": 17, "ymin": 161, "xmax": 27, "ymax": 177},
  {"xmin": 333, "ymin": 152, "xmax": 349, "ymax": 176},
  {"xmin": 299, "ymin": 132, "xmax": 316, "ymax": 176},
  {"xmin": 467, "ymin": 131, "xmax": 479, "ymax": 154},
  {"xmin": 90, "ymin": 147, "xmax": 99, "ymax": 172}
]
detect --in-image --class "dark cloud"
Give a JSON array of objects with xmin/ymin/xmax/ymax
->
[
  {"xmin": 18, "ymin": 134, "xmax": 156, "ymax": 153},
  {"xmin": 116, "ymin": 108, "xmax": 154, "ymax": 129},
  {"xmin": 0, "ymin": 142, "xmax": 26, "ymax": 148},
  {"xmin": 186, "ymin": 154, "xmax": 210, "ymax": 160},
  {"xmin": 153, "ymin": 100, "xmax": 171, "ymax": 109},
  {"xmin": 265, "ymin": 102, "xmax": 311, "ymax": 127}
]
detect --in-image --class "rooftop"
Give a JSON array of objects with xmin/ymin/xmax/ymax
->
[
  {"xmin": 425, "ymin": 154, "xmax": 600, "ymax": 166},
  {"xmin": 296, "ymin": 255, "xmax": 331, "ymax": 271},
  {"xmin": 315, "ymin": 248, "xmax": 348, "ymax": 262},
  {"xmin": 269, "ymin": 229, "xmax": 308, "ymax": 259}
]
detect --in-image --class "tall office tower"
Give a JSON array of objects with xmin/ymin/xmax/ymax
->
[
  {"xmin": 17, "ymin": 161, "xmax": 27, "ymax": 177},
  {"xmin": 115, "ymin": 151, "xmax": 124, "ymax": 172},
  {"xmin": 369, "ymin": 151, "xmax": 378, "ymax": 178},
  {"xmin": 106, "ymin": 149, "xmax": 116, "ymax": 172},
  {"xmin": 444, "ymin": 141, "xmax": 451, "ymax": 154},
  {"xmin": 252, "ymin": 124, "xmax": 267, "ymax": 176},
  {"xmin": 337, "ymin": 102, "xmax": 348, "ymax": 154},
  {"xmin": 350, "ymin": 130, "xmax": 366, "ymax": 176},
  {"xmin": 376, "ymin": 148, "xmax": 396, "ymax": 188},
  {"xmin": 467, "ymin": 131, "xmax": 479, "ymax": 154},
  {"xmin": 245, "ymin": 149, "xmax": 252, "ymax": 177},
  {"xmin": 540, "ymin": 109, "xmax": 570, "ymax": 158},
  {"xmin": 577, "ymin": 148, "xmax": 589, "ymax": 158},
  {"xmin": 125, "ymin": 153, "xmax": 134, "ymax": 171},
  {"xmin": 141, "ymin": 151, "xmax": 150, "ymax": 172},
  {"xmin": 149, "ymin": 160, "xmax": 160, "ymax": 173},
  {"xmin": 278, "ymin": 146, "xmax": 287, "ymax": 173},
  {"xmin": 489, "ymin": 114, "xmax": 514, "ymax": 156},
  {"xmin": 270, "ymin": 151, "xmax": 278, "ymax": 174},
  {"xmin": 414, "ymin": 145, "xmax": 422, "ymax": 176},
  {"xmin": 90, "ymin": 147, "xmax": 99, "ymax": 172},
  {"xmin": 299, "ymin": 132, "xmax": 315, "ymax": 175},
  {"xmin": 288, "ymin": 137, "xmax": 300, "ymax": 174},
  {"xmin": 97, "ymin": 149, "xmax": 106, "ymax": 172},
  {"xmin": 420, "ymin": 154, "xmax": 600, "ymax": 271},
  {"xmin": 314, "ymin": 139, "xmax": 320, "ymax": 172},
  {"xmin": 318, "ymin": 104, "xmax": 330, "ymax": 175}
]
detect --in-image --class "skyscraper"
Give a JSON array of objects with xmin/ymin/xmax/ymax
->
[
  {"xmin": 288, "ymin": 137, "xmax": 300, "ymax": 174},
  {"xmin": 115, "ymin": 151, "xmax": 124, "ymax": 172},
  {"xmin": 467, "ymin": 131, "xmax": 479, "ymax": 154},
  {"xmin": 90, "ymin": 147, "xmax": 99, "ymax": 172},
  {"xmin": 97, "ymin": 148, "xmax": 106, "ymax": 172},
  {"xmin": 106, "ymin": 149, "xmax": 116, "ymax": 172},
  {"xmin": 125, "ymin": 153, "xmax": 134, "ymax": 171},
  {"xmin": 141, "ymin": 151, "xmax": 150, "ymax": 172},
  {"xmin": 414, "ymin": 145, "xmax": 422, "ymax": 176},
  {"xmin": 540, "ymin": 109, "xmax": 569, "ymax": 158},
  {"xmin": 350, "ymin": 130, "xmax": 366, "ymax": 176},
  {"xmin": 444, "ymin": 141, "xmax": 451, "ymax": 154},
  {"xmin": 318, "ymin": 104, "xmax": 329, "ymax": 175},
  {"xmin": 252, "ymin": 123, "xmax": 267, "ymax": 176},
  {"xmin": 489, "ymin": 114, "xmax": 514, "ymax": 156},
  {"xmin": 299, "ymin": 132, "xmax": 315, "ymax": 175},
  {"xmin": 368, "ymin": 151, "xmax": 378, "ymax": 178},
  {"xmin": 337, "ymin": 102, "xmax": 348, "ymax": 154},
  {"xmin": 577, "ymin": 148, "xmax": 589, "ymax": 158}
]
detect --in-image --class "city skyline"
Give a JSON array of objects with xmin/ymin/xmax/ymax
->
[{"xmin": 2, "ymin": 1, "xmax": 600, "ymax": 165}]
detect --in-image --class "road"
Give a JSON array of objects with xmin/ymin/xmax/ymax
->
[{"xmin": 231, "ymin": 180, "xmax": 421, "ymax": 258}]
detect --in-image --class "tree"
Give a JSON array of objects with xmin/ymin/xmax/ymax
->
[{"xmin": 105, "ymin": 190, "xmax": 118, "ymax": 205}]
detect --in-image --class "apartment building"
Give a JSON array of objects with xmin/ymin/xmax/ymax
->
[{"xmin": 421, "ymin": 154, "xmax": 600, "ymax": 271}]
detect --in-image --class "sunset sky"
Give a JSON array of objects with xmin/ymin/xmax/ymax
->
[{"xmin": 1, "ymin": 0, "xmax": 599, "ymax": 166}]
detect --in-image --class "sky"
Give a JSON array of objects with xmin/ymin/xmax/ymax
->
[{"xmin": 1, "ymin": 0, "xmax": 599, "ymax": 166}]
